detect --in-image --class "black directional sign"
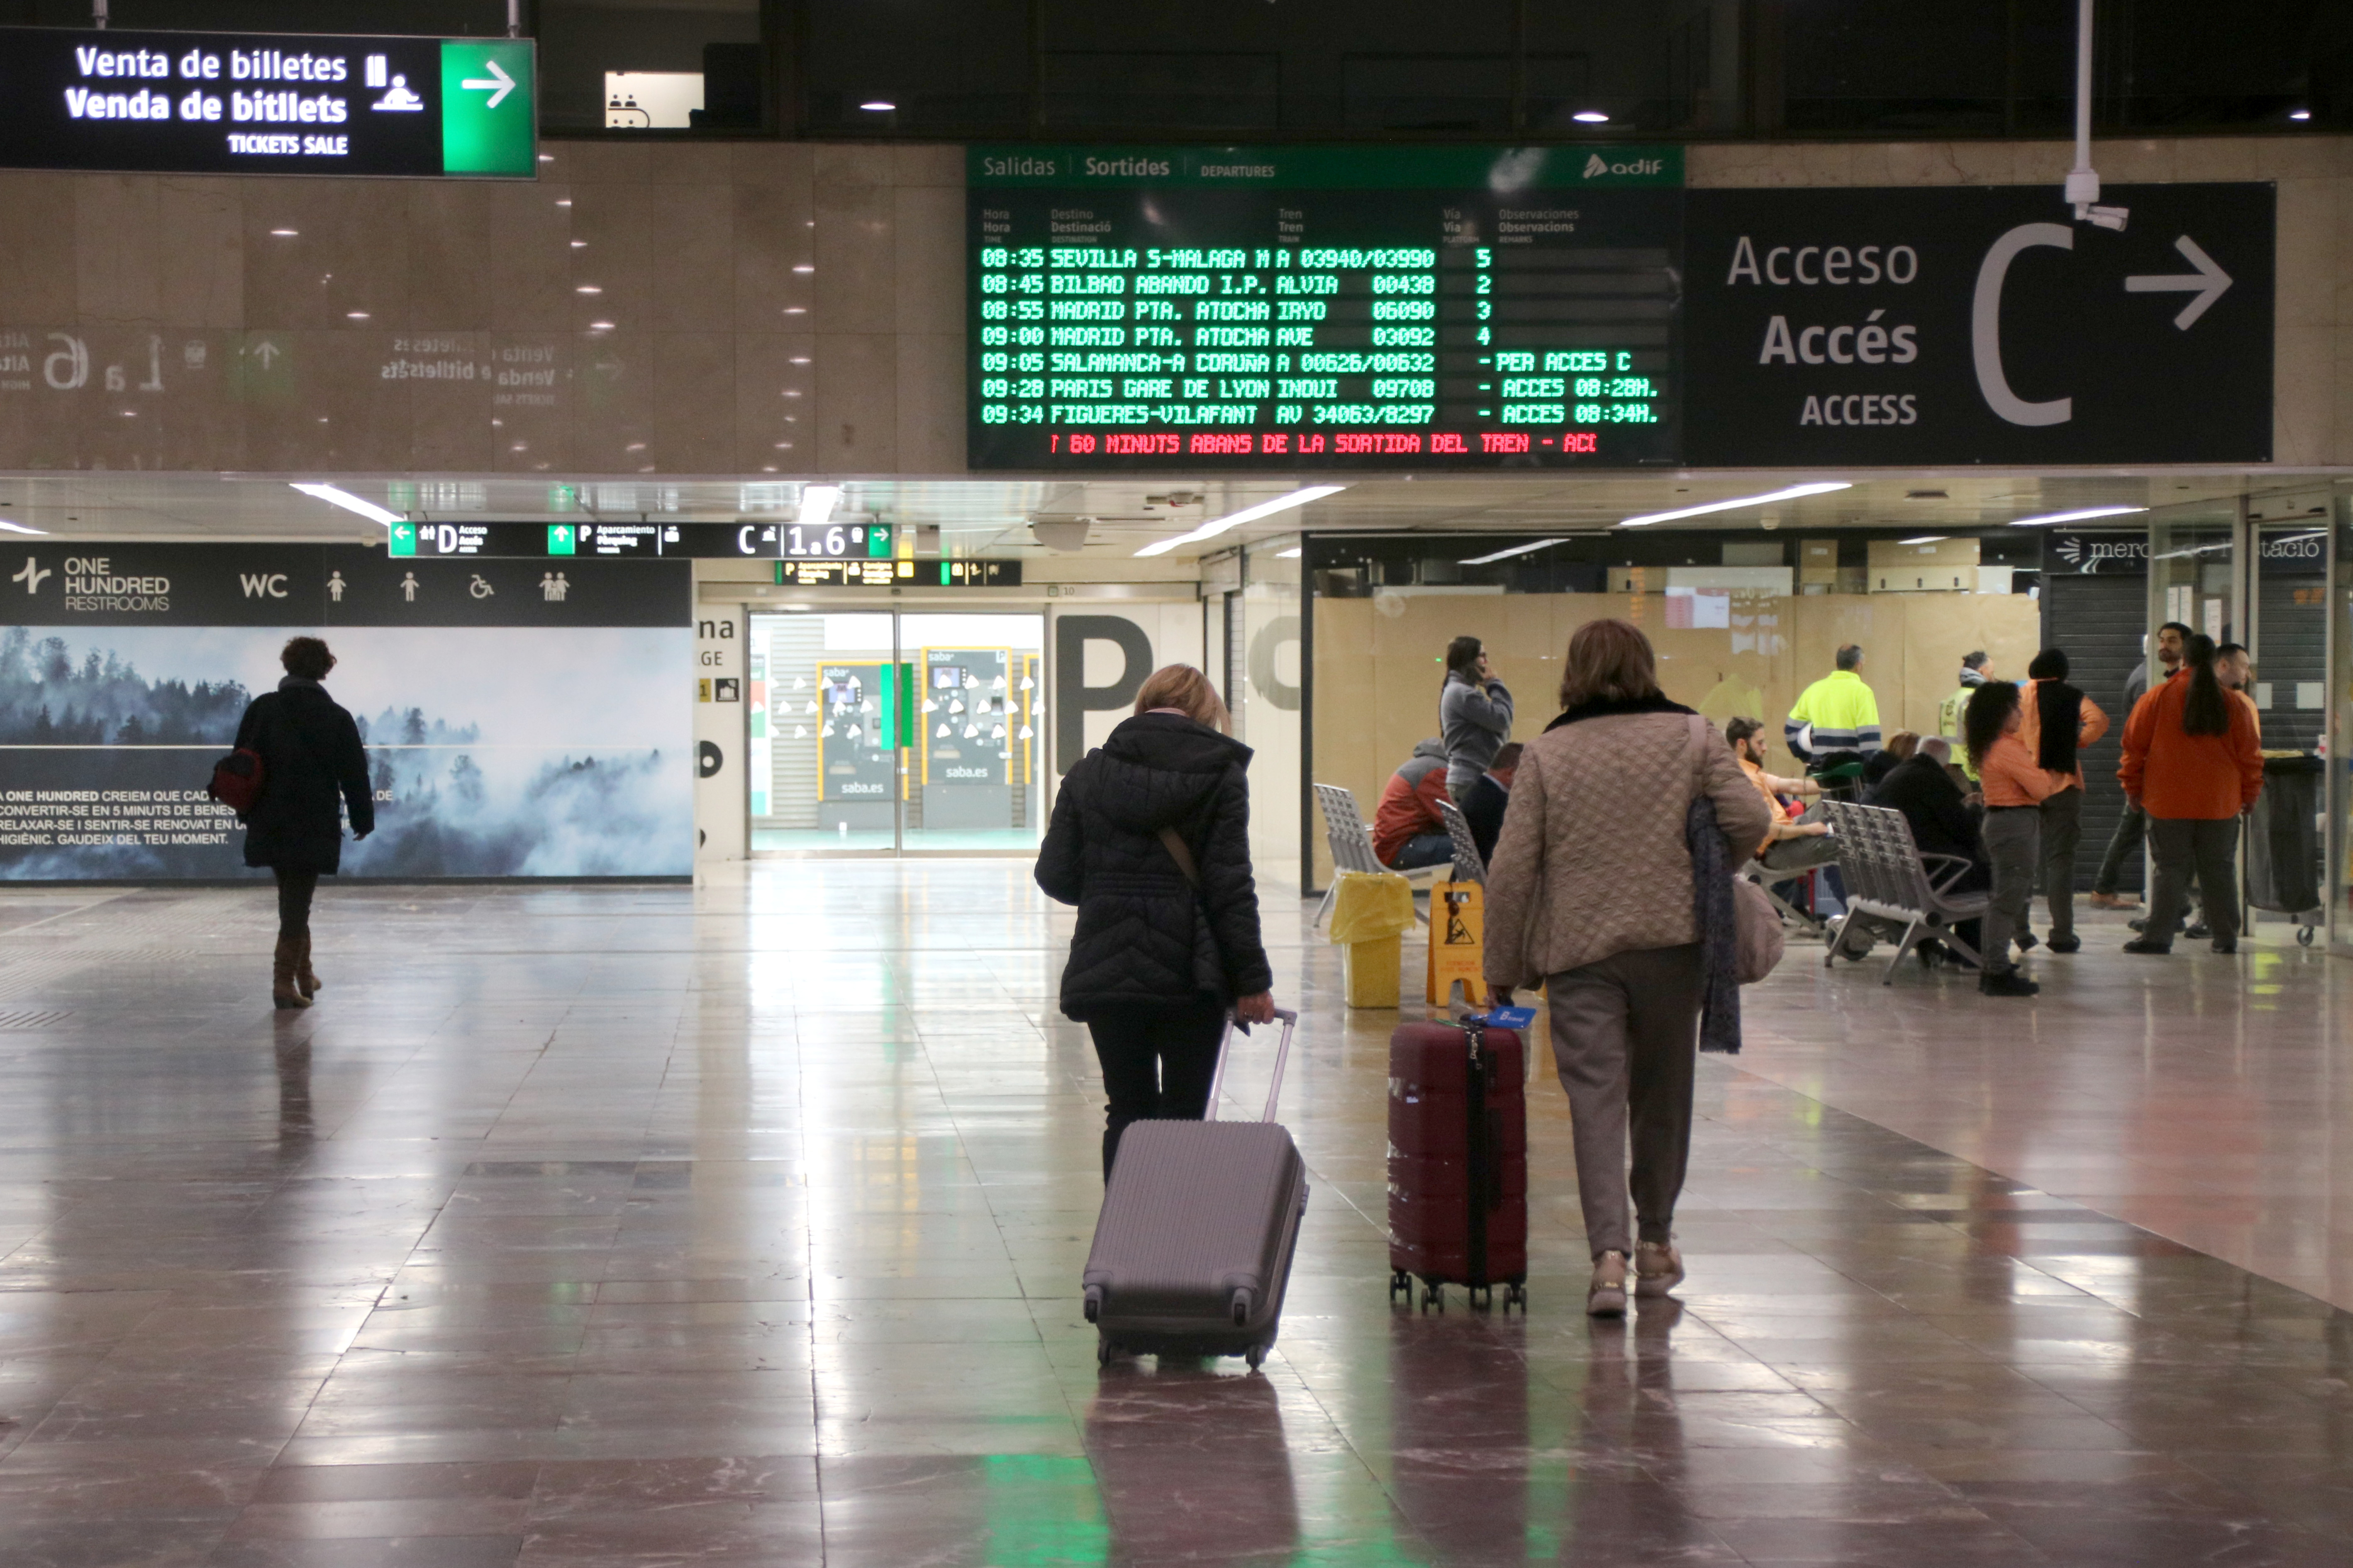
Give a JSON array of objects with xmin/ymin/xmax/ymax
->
[{"xmin": 1682, "ymin": 183, "xmax": 2274, "ymax": 465}]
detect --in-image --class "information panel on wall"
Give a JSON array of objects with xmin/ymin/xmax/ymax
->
[
  {"xmin": 967, "ymin": 150, "xmax": 2276, "ymax": 471},
  {"xmin": 0, "ymin": 27, "xmax": 535, "ymax": 178},
  {"xmin": 967, "ymin": 145, "xmax": 1684, "ymax": 471}
]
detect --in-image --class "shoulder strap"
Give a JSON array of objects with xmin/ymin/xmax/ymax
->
[
  {"xmin": 1156, "ymin": 825, "xmax": 1201, "ymax": 888},
  {"xmin": 1686, "ymin": 712, "xmax": 1715, "ymax": 796}
]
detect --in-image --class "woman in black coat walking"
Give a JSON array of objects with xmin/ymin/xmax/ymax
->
[
  {"xmin": 1036, "ymin": 664, "xmax": 1278, "ymax": 1178},
  {"xmin": 234, "ymin": 636, "xmax": 373, "ymax": 1009}
]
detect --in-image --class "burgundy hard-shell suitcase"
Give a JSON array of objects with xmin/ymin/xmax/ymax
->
[
  {"xmin": 1387, "ymin": 1017, "xmax": 1529, "ymax": 1311},
  {"xmin": 1082, "ymin": 1010, "xmax": 1306, "ymax": 1370}
]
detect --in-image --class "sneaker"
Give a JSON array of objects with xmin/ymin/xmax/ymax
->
[
  {"xmin": 2185, "ymin": 921, "xmax": 2212, "ymax": 940},
  {"xmin": 1634, "ymin": 1240, "xmax": 1685, "ymax": 1298},
  {"xmin": 2212, "ymin": 935, "xmax": 2237, "ymax": 954},
  {"xmin": 2014, "ymin": 930, "xmax": 2039, "ymax": 953},
  {"xmin": 2047, "ymin": 933, "xmax": 2081, "ymax": 954},
  {"xmin": 2090, "ymin": 891, "xmax": 2138, "ymax": 909},
  {"xmin": 2121, "ymin": 937, "xmax": 2172, "ymax": 955},
  {"xmin": 1978, "ymin": 969, "xmax": 2040, "ymax": 997},
  {"xmin": 1587, "ymin": 1251, "xmax": 1629, "ymax": 1317}
]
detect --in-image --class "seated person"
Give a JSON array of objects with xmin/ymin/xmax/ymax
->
[
  {"xmin": 1373, "ymin": 738, "xmax": 1452, "ymax": 869},
  {"xmin": 1454, "ymin": 743, "xmax": 1521, "ymax": 867},
  {"xmin": 1860, "ymin": 730, "xmax": 1919, "ymax": 790},
  {"xmin": 1726, "ymin": 717, "xmax": 1837, "ymax": 872},
  {"xmin": 1863, "ymin": 735, "xmax": 1989, "ymax": 956}
]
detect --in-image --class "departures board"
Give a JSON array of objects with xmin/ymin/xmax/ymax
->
[
  {"xmin": 966, "ymin": 148, "xmax": 2278, "ymax": 472},
  {"xmin": 968, "ymin": 146, "xmax": 1683, "ymax": 471}
]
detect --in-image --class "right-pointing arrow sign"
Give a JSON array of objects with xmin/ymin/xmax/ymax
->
[
  {"xmin": 2126, "ymin": 235, "xmax": 2232, "ymax": 330},
  {"xmin": 461, "ymin": 58, "xmax": 516, "ymax": 109}
]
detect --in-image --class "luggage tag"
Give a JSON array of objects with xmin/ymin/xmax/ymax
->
[{"xmin": 1477, "ymin": 1006, "xmax": 1537, "ymax": 1031}]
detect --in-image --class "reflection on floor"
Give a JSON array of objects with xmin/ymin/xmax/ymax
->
[
  {"xmin": 0, "ymin": 863, "xmax": 2350, "ymax": 1565},
  {"xmin": 750, "ymin": 828, "xmax": 1043, "ymax": 854}
]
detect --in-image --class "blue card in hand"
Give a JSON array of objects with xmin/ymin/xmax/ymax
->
[{"xmin": 1480, "ymin": 1006, "xmax": 1538, "ymax": 1031}]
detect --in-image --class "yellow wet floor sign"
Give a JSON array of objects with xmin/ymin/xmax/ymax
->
[{"xmin": 1425, "ymin": 879, "xmax": 1484, "ymax": 1006}]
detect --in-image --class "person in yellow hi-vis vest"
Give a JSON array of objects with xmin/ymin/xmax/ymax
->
[
  {"xmin": 1784, "ymin": 644, "xmax": 1882, "ymax": 766},
  {"xmin": 1937, "ymin": 651, "xmax": 1992, "ymax": 779}
]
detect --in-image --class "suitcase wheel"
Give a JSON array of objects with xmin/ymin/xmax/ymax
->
[
  {"xmin": 1420, "ymin": 1282, "xmax": 1444, "ymax": 1313},
  {"xmin": 1244, "ymin": 1343, "xmax": 1267, "ymax": 1371},
  {"xmin": 2300, "ymin": 926, "xmax": 2316, "ymax": 947},
  {"xmin": 1096, "ymin": 1338, "xmax": 1117, "ymax": 1369},
  {"xmin": 1468, "ymin": 1284, "xmax": 1493, "ymax": 1312},
  {"xmin": 1504, "ymin": 1282, "xmax": 1528, "ymax": 1313},
  {"xmin": 1388, "ymin": 1268, "xmax": 1413, "ymax": 1304}
]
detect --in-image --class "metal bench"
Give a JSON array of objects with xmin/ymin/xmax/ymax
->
[
  {"xmin": 1819, "ymin": 800, "xmax": 1987, "ymax": 983},
  {"xmin": 1740, "ymin": 854, "xmax": 1830, "ymax": 938},
  {"xmin": 1310, "ymin": 782, "xmax": 1439, "ymax": 929},
  {"xmin": 1435, "ymin": 798, "xmax": 1487, "ymax": 882}
]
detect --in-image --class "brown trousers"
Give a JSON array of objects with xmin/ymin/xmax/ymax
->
[{"xmin": 1544, "ymin": 943, "xmax": 1703, "ymax": 1260}]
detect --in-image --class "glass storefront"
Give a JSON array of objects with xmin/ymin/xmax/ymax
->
[{"xmin": 746, "ymin": 610, "xmax": 1044, "ymax": 855}]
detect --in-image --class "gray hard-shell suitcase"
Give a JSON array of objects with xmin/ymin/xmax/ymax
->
[{"xmin": 1082, "ymin": 1009, "xmax": 1306, "ymax": 1370}]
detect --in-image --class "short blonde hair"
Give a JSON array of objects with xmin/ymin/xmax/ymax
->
[
  {"xmin": 1134, "ymin": 664, "xmax": 1231, "ymax": 732},
  {"xmin": 1558, "ymin": 619, "xmax": 1661, "ymax": 709}
]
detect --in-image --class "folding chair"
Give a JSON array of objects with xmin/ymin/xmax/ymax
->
[
  {"xmin": 1311, "ymin": 782, "xmax": 1438, "ymax": 929},
  {"xmin": 1819, "ymin": 800, "xmax": 1987, "ymax": 984}
]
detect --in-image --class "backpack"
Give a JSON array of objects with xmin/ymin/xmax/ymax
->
[{"xmin": 207, "ymin": 746, "xmax": 266, "ymax": 818}]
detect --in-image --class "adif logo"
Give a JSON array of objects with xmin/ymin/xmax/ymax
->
[
  {"xmin": 12, "ymin": 557, "xmax": 49, "ymax": 594},
  {"xmin": 1581, "ymin": 154, "xmax": 1665, "ymax": 179}
]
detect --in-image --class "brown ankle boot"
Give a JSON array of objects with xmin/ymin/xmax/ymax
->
[
  {"xmin": 295, "ymin": 936, "xmax": 321, "ymax": 999},
  {"xmin": 273, "ymin": 937, "xmax": 312, "ymax": 1010}
]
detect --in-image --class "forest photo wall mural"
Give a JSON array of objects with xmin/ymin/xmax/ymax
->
[{"xmin": 0, "ymin": 545, "xmax": 692, "ymax": 879}]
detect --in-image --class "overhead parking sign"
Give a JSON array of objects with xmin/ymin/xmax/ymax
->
[
  {"xmin": 0, "ymin": 27, "xmax": 535, "ymax": 178},
  {"xmin": 1682, "ymin": 183, "xmax": 2274, "ymax": 465}
]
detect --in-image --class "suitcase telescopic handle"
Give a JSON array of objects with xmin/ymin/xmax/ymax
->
[{"xmin": 1204, "ymin": 1008, "xmax": 1299, "ymax": 1124}]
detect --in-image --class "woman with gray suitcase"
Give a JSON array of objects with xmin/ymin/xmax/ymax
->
[{"xmin": 1035, "ymin": 663, "xmax": 1278, "ymax": 1179}]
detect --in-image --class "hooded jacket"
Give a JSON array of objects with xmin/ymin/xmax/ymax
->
[
  {"xmin": 1035, "ymin": 711, "xmax": 1273, "ymax": 1021},
  {"xmin": 234, "ymin": 678, "xmax": 374, "ymax": 874},
  {"xmin": 1373, "ymin": 736, "xmax": 1451, "ymax": 864}
]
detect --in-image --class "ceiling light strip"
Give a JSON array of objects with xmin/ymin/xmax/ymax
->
[
  {"xmin": 2007, "ymin": 505, "xmax": 2148, "ymax": 526},
  {"xmin": 289, "ymin": 483, "xmax": 405, "ymax": 526},
  {"xmin": 1458, "ymin": 537, "xmax": 1568, "ymax": 566},
  {"xmin": 1135, "ymin": 485, "xmax": 1346, "ymax": 557},
  {"xmin": 1618, "ymin": 481, "xmax": 1850, "ymax": 527}
]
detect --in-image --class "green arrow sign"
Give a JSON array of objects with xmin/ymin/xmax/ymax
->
[{"xmin": 441, "ymin": 41, "xmax": 536, "ymax": 178}]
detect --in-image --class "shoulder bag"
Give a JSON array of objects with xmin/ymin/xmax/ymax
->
[{"xmin": 1687, "ymin": 715, "xmax": 1784, "ymax": 986}]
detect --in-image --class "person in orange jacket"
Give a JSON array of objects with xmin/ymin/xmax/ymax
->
[
  {"xmin": 2119, "ymin": 633, "xmax": 2264, "ymax": 956},
  {"xmin": 1967, "ymin": 681, "xmax": 2065, "ymax": 997},
  {"xmin": 2015, "ymin": 649, "xmax": 2109, "ymax": 954}
]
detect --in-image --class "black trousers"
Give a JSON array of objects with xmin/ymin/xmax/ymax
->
[
  {"xmin": 1087, "ymin": 999, "xmax": 1226, "ymax": 1180},
  {"xmin": 274, "ymin": 868, "xmax": 318, "ymax": 940}
]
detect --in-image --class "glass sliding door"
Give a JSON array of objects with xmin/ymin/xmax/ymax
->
[{"xmin": 747, "ymin": 608, "xmax": 1044, "ymax": 856}]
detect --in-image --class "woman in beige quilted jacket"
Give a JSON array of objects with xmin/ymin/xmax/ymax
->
[{"xmin": 1483, "ymin": 619, "xmax": 1773, "ymax": 1317}]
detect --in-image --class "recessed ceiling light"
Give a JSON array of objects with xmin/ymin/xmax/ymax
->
[
  {"xmin": 290, "ymin": 482, "xmax": 403, "ymax": 526},
  {"xmin": 792, "ymin": 264, "xmax": 814, "ymax": 274},
  {"xmin": 860, "ymin": 101, "xmax": 895, "ymax": 112},
  {"xmin": 1136, "ymin": 486, "xmax": 1346, "ymax": 557},
  {"xmin": 1620, "ymin": 482, "xmax": 1851, "ymax": 527},
  {"xmin": 1899, "ymin": 536, "xmax": 1948, "ymax": 545},
  {"xmin": 346, "ymin": 312, "xmax": 369, "ymax": 320},
  {"xmin": 588, "ymin": 320, "xmax": 615, "ymax": 330},
  {"xmin": 1274, "ymin": 546, "xmax": 1302, "ymax": 558},
  {"xmin": 269, "ymin": 228, "xmax": 298, "ymax": 236},
  {"xmin": 1573, "ymin": 110, "xmax": 1609, "ymax": 123},
  {"xmin": 2009, "ymin": 505, "xmax": 2148, "ymax": 526},
  {"xmin": 576, "ymin": 285, "xmax": 602, "ymax": 294},
  {"xmin": 2290, "ymin": 109, "xmax": 2312, "ymax": 121}
]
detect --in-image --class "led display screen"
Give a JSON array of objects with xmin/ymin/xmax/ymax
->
[{"xmin": 967, "ymin": 145, "xmax": 1683, "ymax": 470}]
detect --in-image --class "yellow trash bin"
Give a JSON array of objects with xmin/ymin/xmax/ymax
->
[{"xmin": 1329, "ymin": 870, "xmax": 1415, "ymax": 1009}]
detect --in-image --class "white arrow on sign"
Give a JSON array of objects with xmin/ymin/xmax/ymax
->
[
  {"xmin": 2125, "ymin": 235, "xmax": 2231, "ymax": 330},
  {"xmin": 461, "ymin": 58, "xmax": 516, "ymax": 109}
]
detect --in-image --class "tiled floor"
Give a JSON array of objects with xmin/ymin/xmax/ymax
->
[{"xmin": 1, "ymin": 863, "xmax": 2351, "ymax": 1565}]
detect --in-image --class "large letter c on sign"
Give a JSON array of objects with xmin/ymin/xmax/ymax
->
[{"xmin": 1973, "ymin": 222, "xmax": 2073, "ymax": 427}]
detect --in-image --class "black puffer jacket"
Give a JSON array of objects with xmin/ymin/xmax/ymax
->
[
  {"xmin": 1035, "ymin": 712, "xmax": 1273, "ymax": 1021},
  {"xmin": 234, "ymin": 679, "xmax": 374, "ymax": 874}
]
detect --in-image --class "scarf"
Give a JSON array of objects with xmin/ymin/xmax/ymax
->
[
  {"xmin": 1686, "ymin": 793, "xmax": 1740, "ymax": 1055},
  {"xmin": 277, "ymin": 675, "xmax": 322, "ymax": 693},
  {"xmin": 2034, "ymin": 679, "xmax": 2084, "ymax": 774}
]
